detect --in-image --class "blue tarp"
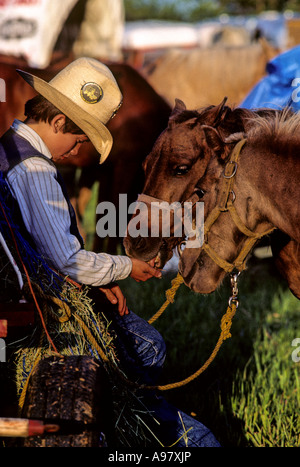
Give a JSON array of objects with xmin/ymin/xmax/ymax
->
[{"xmin": 240, "ymin": 45, "xmax": 300, "ymax": 111}]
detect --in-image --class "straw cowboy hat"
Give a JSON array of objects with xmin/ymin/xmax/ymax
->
[{"xmin": 17, "ymin": 57, "xmax": 123, "ymax": 163}]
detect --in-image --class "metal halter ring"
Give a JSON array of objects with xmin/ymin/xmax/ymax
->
[
  {"xmin": 222, "ymin": 161, "xmax": 237, "ymax": 179},
  {"xmin": 177, "ymin": 240, "xmax": 187, "ymax": 257}
]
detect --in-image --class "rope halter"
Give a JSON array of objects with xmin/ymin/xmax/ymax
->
[{"xmin": 202, "ymin": 138, "xmax": 276, "ymax": 274}]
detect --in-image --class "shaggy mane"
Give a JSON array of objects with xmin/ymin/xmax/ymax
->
[{"xmin": 246, "ymin": 108, "xmax": 300, "ymax": 152}]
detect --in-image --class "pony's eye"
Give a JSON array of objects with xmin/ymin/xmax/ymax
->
[{"xmin": 174, "ymin": 165, "xmax": 189, "ymax": 176}]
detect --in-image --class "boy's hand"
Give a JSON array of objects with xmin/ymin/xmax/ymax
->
[
  {"xmin": 130, "ymin": 258, "xmax": 162, "ymax": 282},
  {"xmin": 99, "ymin": 283, "xmax": 128, "ymax": 316}
]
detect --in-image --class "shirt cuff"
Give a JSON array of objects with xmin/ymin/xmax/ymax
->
[{"xmin": 113, "ymin": 255, "xmax": 132, "ymax": 281}]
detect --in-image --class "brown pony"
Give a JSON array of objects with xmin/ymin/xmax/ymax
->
[
  {"xmin": 124, "ymin": 98, "xmax": 265, "ymax": 265},
  {"xmin": 180, "ymin": 109, "xmax": 300, "ymax": 296},
  {"xmin": 124, "ymin": 100, "xmax": 300, "ymax": 299}
]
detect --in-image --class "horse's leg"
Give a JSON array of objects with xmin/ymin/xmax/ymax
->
[{"xmin": 271, "ymin": 231, "xmax": 300, "ymax": 300}]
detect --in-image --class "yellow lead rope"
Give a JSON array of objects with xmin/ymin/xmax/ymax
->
[
  {"xmin": 148, "ymin": 273, "xmax": 185, "ymax": 325},
  {"xmin": 141, "ymin": 272, "xmax": 238, "ymax": 391},
  {"xmin": 151, "ymin": 300, "xmax": 237, "ymax": 391}
]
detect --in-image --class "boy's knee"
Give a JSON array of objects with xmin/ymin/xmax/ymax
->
[
  {"xmin": 136, "ymin": 326, "xmax": 166, "ymax": 369},
  {"xmin": 147, "ymin": 330, "xmax": 166, "ymax": 368}
]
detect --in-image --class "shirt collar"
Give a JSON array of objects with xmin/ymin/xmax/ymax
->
[{"xmin": 11, "ymin": 119, "xmax": 53, "ymax": 160}]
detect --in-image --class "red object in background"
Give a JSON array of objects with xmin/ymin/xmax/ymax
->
[
  {"xmin": 0, "ymin": 319, "xmax": 7, "ymax": 337},
  {"xmin": 0, "ymin": 302, "xmax": 35, "ymax": 333}
]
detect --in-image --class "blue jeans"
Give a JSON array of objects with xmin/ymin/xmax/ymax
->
[{"xmin": 105, "ymin": 308, "xmax": 221, "ymax": 448}]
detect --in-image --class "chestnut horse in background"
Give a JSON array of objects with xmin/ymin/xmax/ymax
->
[
  {"xmin": 0, "ymin": 55, "xmax": 171, "ymax": 252},
  {"xmin": 124, "ymin": 99, "xmax": 300, "ymax": 300}
]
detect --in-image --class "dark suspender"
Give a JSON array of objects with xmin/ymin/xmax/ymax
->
[{"xmin": 0, "ymin": 128, "xmax": 84, "ymax": 248}]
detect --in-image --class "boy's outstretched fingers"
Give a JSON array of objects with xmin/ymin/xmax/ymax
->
[
  {"xmin": 99, "ymin": 283, "xmax": 129, "ymax": 316},
  {"xmin": 130, "ymin": 258, "xmax": 162, "ymax": 282}
]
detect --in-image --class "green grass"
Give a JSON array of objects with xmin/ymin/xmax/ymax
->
[{"xmin": 230, "ymin": 285, "xmax": 300, "ymax": 447}]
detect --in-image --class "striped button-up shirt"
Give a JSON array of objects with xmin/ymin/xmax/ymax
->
[{"xmin": 6, "ymin": 120, "xmax": 132, "ymax": 286}]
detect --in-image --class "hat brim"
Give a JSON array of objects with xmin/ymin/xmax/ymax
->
[{"xmin": 17, "ymin": 69, "xmax": 112, "ymax": 163}]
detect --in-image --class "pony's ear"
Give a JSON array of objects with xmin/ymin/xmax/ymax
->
[
  {"xmin": 168, "ymin": 99, "xmax": 187, "ymax": 127},
  {"xmin": 202, "ymin": 125, "xmax": 228, "ymax": 159},
  {"xmin": 172, "ymin": 98, "xmax": 186, "ymax": 113},
  {"xmin": 198, "ymin": 97, "xmax": 229, "ymax": 127},
  {"xmin": 213, "ymin": 97, "xmax": 229, "ymax": 126}
]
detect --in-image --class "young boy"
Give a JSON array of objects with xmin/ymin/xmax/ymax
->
[
  {"xmin": 0, "ymin": 57, "xmax": 220, "ymax": 447},
  {"xmin": 0, "ymin": 57, "xmax": 162, "ymax": 314}
]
